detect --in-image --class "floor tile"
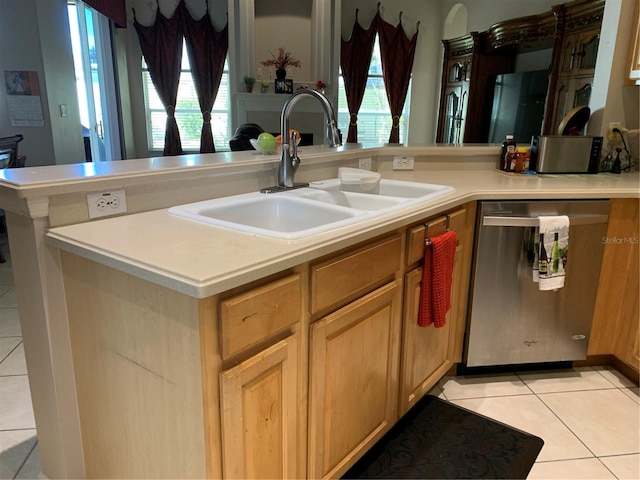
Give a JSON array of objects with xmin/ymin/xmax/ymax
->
[
  {"xmin": 0, "ymin": 308, "xmax": 21, "ymax": 337},
  {"xmin": 0, "ymin": 288, "xmax": 17, "ymax": 308},
  {"xmin": 517, "ymin": 367, "xmax": 619, "ymax": 393},
  {"xmin": 0, "ymin": 376, "xmax": 35, "ymax": 430},
  {"xmin": 592, "ymin": 366, "xmax": 638, "ymax": 388},
  {"xmin": 599, "ymin": 454, "xmax": 640, "ymax": 479},
  {"xmin": 621, "ymin": 387, "xmax": 639, "ymax": 405},
  {"xmin": 0, "ymin": 266, "xmax": 15, "ymax": 287},
  {"xmin": 0, "ymin": 430, "xmax": 37, "ymax": 480},
  {"xmin": 539, "ymin": 389, "xmax": 640, "ymax": 457},
  {"xmin": 527, "ymin": 458, "xmax": 615, "ymax": 479},
  {"xmin": 438, "ymin": 373, "xmax": 531, "ymax": 400},
  {"xmin": 0, "ymin": 342, "xmax": 27, "ymax": 375},
  {"xmin": 450, "ymin": 395, "xmax": 592, "ymax": 462},
  {"xmin": 14, "ymin": 442, "xmax": 40, "ymax": 480},
  {"xmin": 0, "ymin": 337, "xmax": 21, "ymax": 363}
]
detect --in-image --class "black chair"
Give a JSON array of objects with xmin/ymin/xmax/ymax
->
[
  {"xmin": 229, "ymin": 123, "xmax": 264, "ymax": 151},
  {"xmin": 0, "ymin": 134, "xmax": 25, "ymax": 263},
  {"xmin": 0, "ymin": 134, "xmax": 24, "ymax": 168}
]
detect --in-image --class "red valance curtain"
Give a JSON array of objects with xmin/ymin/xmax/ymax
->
[
  {"xmin": 183, "ymin": 9, "xmax": 229, "ymax": 153},
  {"xmin": 133, "ymin": 3, "xmax": 185, "ymax": 156},
  {"xmin": 340, "ymin": 10, "xmax": 379, "ymax": 143},
  {"xmin": 378, "ymin": 13, "xmax": 418, "ymax": 144},
  {"xmin": 83, "ymin": 0, "xmax": 126, "ymax": 28}
]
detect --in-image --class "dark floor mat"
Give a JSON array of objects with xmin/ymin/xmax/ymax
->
[{"xmin": 343, "ymin": 395, "xmax": 544, "ymax": 479}]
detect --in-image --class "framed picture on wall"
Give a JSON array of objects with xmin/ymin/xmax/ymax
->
[{"xmin": 275, "ymin": 79, "xmax": 293, "ymax": 94}]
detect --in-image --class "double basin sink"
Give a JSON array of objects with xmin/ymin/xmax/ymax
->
[{"xmin": 168, "ymin": 178, "xmax": 454, "ymax": 239}]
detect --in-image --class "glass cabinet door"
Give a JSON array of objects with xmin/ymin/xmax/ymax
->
[{"xmin": 443, "ymin": 88, "xmax": 460, "ymax": 144}]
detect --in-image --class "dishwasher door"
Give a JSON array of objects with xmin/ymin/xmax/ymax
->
[{"xmin": 465, "ymin": 200, "xmax": 610, "ymax": 368}]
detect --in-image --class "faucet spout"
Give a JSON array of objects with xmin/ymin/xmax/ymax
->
[{"xmin": 275, "ymin": 89, "xmax": 342, "ymax": 190}]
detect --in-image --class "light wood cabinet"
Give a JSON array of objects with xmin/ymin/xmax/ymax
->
[
  {"xmin": 308, "ymin": 282, "xmax": 402, "ymax": 479},
  {"xmin": 220, "ymin": 333, "xmax": 300, "ymax": 479},
  {"xmin": 589, "ymin": 198, "xmax": 639, "ymax": 374},
  {"xmin": 436, "ymin": 0, "xmax": 605, "ymax": 140},
  {"xmin": 399, "ymin": 204, "xmax": 476, "ymax": 415},
  {"xmin": 217, "ymin": 272, "xmax": 305, "ymax": 479}
]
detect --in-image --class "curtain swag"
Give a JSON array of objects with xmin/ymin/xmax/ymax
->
[{"xmin": 133, "ymin": 0, "xmax": 229, "ymax": 156}]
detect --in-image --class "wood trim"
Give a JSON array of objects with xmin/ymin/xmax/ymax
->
[{"xmin": 199, "ymin": 296, "xmax": 223, "ymax": 479}]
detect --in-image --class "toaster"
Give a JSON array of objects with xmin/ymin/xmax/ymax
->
[{"xmin": 530, "ymin": 135, "xmax": 602, "ymax": 174}]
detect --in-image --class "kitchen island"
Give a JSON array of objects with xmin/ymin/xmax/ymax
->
[{"xmin": 1, "ymin": 144, "xmax": 638, "ymax": 478}]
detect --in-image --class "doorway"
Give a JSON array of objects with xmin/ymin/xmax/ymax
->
[{"xmin": 67, "ymin": 0, "xmax": 122, "ymax": 161}]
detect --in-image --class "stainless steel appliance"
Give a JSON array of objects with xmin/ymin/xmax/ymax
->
[
  {"xmin": 465, "ymin": 200, "xmax": 609, "ymax": 367},
  {"xmin": 530, "ymin": 135, "xmax": 602, "ymax": 174}
]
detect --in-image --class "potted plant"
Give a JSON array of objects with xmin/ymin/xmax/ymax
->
[
  {"xmin": 261, "ymin": 48, "xmax": 301, "ymax": 80},
  {"xmin": 260, "ymin": 80, "xmax": 269, "ymax": 94},
  {"xmin": 243, "ymin": 75, "xmax": 256, "ymax": 93}
]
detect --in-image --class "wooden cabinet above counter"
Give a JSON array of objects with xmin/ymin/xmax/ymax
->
[{"xmin": 436, "ymin": 0, "xmax": 605, "ymax": 143}]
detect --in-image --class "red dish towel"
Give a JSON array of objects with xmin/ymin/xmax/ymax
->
[{"xmin": 418, "ymin": 230, "xmax": 457, "ymax": 328}]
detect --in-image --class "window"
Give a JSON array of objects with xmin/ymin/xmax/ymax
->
[
  {"xmin": 338, "ymin": 36, "xmax": 410, "ymax": 145},
  {"xmin": 142, "ymin": 43, "xmax": 231, "ymax": 152}
]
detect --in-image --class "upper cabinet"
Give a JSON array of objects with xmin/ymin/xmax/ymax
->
[{"xmin": 436, "ymin": 0, "xmax": 605, "ymax": 144}]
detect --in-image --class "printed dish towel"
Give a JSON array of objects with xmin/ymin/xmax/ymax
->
[
  {"xmin": 537, "ymin": 215, "xmax": 570, "ymax": 291},
  {"xmin": 419, "ymin": 230, "xmax": 457, "ymax": 327}
]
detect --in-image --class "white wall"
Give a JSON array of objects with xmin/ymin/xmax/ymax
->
[
  {"xmin": 588, "ymin": 0, "xmax": 639, "ymax": 158},
  {"xmin": 440, "ymin": 0, "xmax": 558, "ymax": 33},
  {"xmin": 0, "ymin": 0, "xmax": 84, "ymax": 166}
]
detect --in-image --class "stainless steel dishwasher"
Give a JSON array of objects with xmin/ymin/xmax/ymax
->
[{"xmin": 465, "ymin": 200, "xmax": 610, "ymax": 368}]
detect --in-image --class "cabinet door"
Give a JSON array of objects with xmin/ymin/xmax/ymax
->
[
  {"xmin": 399, "ymin": 267, "xmax": 452, "ymax": 415},
  {"xmin": 551, "ymin": 76, "xmax": 593, "ymax": 133},
  {"xmin": 220, "ymin": 333, "xmax": 299, "ymax": 479},
  {"xmin": 308, "ymin": 282, "xmax": 401, "ymax": 479},
  {"xmin": 558, "ymin": 31, "xmax": 599, "ymax": 75},
  {"xmin": 442, "ymin": 86, "xmax": 463, "ymax": 144}
]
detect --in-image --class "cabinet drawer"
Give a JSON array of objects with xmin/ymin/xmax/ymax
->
[
  {"xmin": 406, "ymin": 208, "xmax": 466, "ymax": 266},
  {"xmin": 220, "ymin": 274, "xmax": 301, "ymax": 358},
  {"xmin": 406, "ymin": 216, "xmax": 447, "ymax": 265},
  {"xmin": 447, "ymin": 208, "xmax": 467, "ymax": 242},
  {"xmin": 311, "ymin": 235, "xmax": 402, "ymax": 314}
]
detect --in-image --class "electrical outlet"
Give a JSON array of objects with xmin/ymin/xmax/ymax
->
[
  {"xmin": 358, "ymin": 157, "xmax": 373, "ymax": 170},
  {"xmin": 393, "ymin": 156, "xmax": 415, "ymax": 170},
  {"xmin": 607, "ymin": 122, "xmax": 624, "ymax": 143},
  {"xmin": 87, "ymin": 189, "xmax": 127, "ymax": 219}
]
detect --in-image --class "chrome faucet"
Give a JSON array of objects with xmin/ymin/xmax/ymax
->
[{"xmin": 262, "ymin": 89, "xmax": 341, "ymax": 193}]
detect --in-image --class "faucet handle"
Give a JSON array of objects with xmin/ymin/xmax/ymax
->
[{"xmin": 290, "ymin": 131, "xmax": 300, "ymax": 168}]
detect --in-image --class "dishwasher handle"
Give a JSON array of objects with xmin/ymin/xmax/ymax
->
[{"xmin": 483, "ymin": 214, "xmax": 608, "ymax": 227}]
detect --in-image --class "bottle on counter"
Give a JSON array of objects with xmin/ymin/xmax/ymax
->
[
  {"xmin": 501, "ymin": 135, "xmax": 517, "ymax": 171},
  {"xmin": 514, "ymin": 146, "xmax": 529, "ymax": 173}
]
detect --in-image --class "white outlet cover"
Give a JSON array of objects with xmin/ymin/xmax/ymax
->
[{"xmin": 87, "ymin": 189, "xmax": 127, "ymax": 219}]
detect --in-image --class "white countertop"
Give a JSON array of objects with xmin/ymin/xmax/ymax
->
[{"xmin": 45, "ymin": 166, "xmax": 640, "ymax": 298}]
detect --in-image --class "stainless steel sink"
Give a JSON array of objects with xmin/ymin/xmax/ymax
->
[{"xmin": 168, "ymin": 179, "xmax": 454, "ymax": 239}]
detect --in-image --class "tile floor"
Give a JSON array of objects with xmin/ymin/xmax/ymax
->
[{"xmin": 0, "ymin": 229, "xmax": 638, "ymax": 479}]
